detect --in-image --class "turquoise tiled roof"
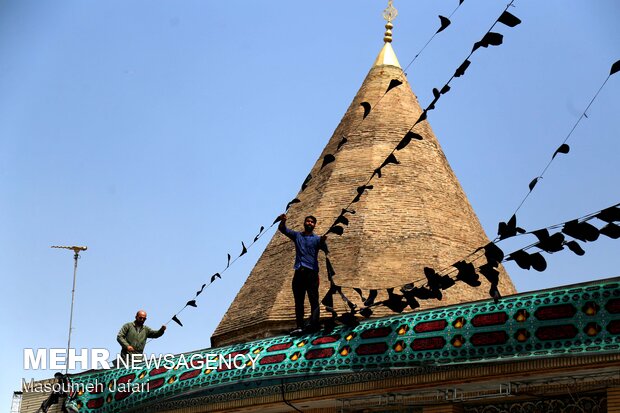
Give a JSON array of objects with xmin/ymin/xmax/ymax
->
[{"xmin": 65, "ymin": 277, "xmax": 620, "ymax": 412}]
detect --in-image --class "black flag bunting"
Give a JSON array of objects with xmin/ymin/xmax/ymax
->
[
  {"xmin": 386, "ymin": 79, "xmax": 403, "ymax": 93},
  {"xmin": 327, "ymin": 225, "xmax": 344, "ymax": 236},
  {"xmin": 497, "ymin": 11, "xmax": 522, "ymax": 27},
  {"xmin": 253, "ymin": 226, "xmax": 265, "ymax": 242},
  {"xmin": 497, "ymin": 214, "xmax": 525, "ymax": 240},
  {"xmin": 472, "ymin": 32, "xmax": 503, "ymax": 52},
  {"xmin": 301, "ymin": 174, "xmax": 312, "ymax": 192},
  {"xmin": 566, "ymin": 240, "xmax": 586, "ymax": 256},
  {"xmin": 157, "ymin": 7, "xmax": 620, "ymax": 332},
  {"xmin": 414, "ymin": 110, "xmax": 428, "ymax": 125},
  {"xmin": 562, "ymin": 220, "xmax": 599, "ymax": 242},
  {"xmin": 552, "ymin": 143, "xmax": 570, "ymax": 159},
  {"xmin": 596, "ymin": 206, "xmax": 620, "ymax": 223},
  {"xmin": 334, "ymin": 214, "xmax": 349, "ymax": 226},
  {"xmin": 315, "ymin": 201, "xmax": 619, "ymax": 324},
  {"xmin": 196, "ymin": 284, "xmax": 206, "ymax": 297},
  {"xmin": 285, "ymin": 198, "xmax": 300, "ymax": 211},
  {"xmin": 600, "ymin": 223, "xmax": 620, "ymax": 239},
  {"xmin": 528, "ymin": 177, "xmax": 540, "ymax": 191},
  {"xmin": 454, "ymin": 59, "xmax": 471, "ymax": 77},
  {"xmin": 321, "ymin": 154, "xmax": 336, "ymax": 169},
  {"xmin": 360, "ymin": 102, "xmax": 371, "ymax": 119},
  {"xmin": 374, "ymin": 154, "xmax": 400, "ymax": 178},
  {"xmin": 239, "ymin": 241, "xmax": 248, "ymax": 257},
  {"xmin": 396, "ymin": 131, "xmax": 423, "ymax": 151},
  {"xmin": 482, "ymin": 242, "xmax": 504, "ymax": 263},
  {"xmin": 533, "ymin": 230, "xmax": 565, "ymax": 253},
  {"xmin": 364, "ymin": 290, "xmax": 378, "ymax": 306},
  {"xmin": 352, "ymin": 185, "xmax": 373, "ymax": 203},
  {"xmin": 437, "ymin": 16, "xmax": 451, "ymax": 33}
]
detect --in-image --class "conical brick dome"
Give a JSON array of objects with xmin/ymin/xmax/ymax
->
[{"xmin": 211, "ymin": 40, "xmax": 516, "ymax": 347}]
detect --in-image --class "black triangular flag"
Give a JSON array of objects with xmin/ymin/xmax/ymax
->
[
  {"xmin": 396, "ymin": 131, "xmax": 422, "ymax": 151},
  {"xmin": 562, "ymin": 220, "xmax": 599, "ymax": 242},
  {"xmin": 196, "ymin": 283, "xmax": 206, "ymax": 296},
  {"xmin": 337, "ymin": 136, "xmax": 348, "ymax": 150},
  {"xmin": 596, "ymin": 206, "xmax": 620, "ymax": 223},
  {"xmin": 226, "ymin": 253, "xmax": 231, "ymax": 268},
  {"xmin": 360, "ymin": 102, "xmax": 371, "ymax": 119},
  {"xmin": 384, "ymin": 288, "xmax": 408, "ymax": 313},
  {"xmin": 334, "ymin": 214, "xmax": 349, "ymax": 226},
  {"xmin": 453, "ymin": 261, "xmax": 481, "ymax": 287},
  {"xmin": 530, "ymin": 252, "xmax": 547, "ymax": 272},
  {"xmin": 172, "ymin": 315, "xmax": 183, "ymax": 327},
  {"xmin": 253, "ymin": 226, "xmax": 265, "ymax": 242},
  {"xmin": 566, "ymin": 240, "xmax": 586, "ymax": 256},
  {"xmin": 321, "ymin": 154, "xmax": 336, "ymax": 169},
  {"xmin": 528, "ymin": 177, "xmax": 540, "ymax": 191},
  {"xmin": 364, "ymin": 289, "xmax": 378, "ymax": 306},
  {"xmin": 479, "ymin": 263, "xmax": 499, "ymax": 284},
  {"xmin": 186, "ymin": 300, "xmax": 197, "ymax": 308},
  {"xmin": 327, "ymin": 225, "xmax": 344, "ymax": 236},
  {"xmin": 507, "ymin": 250, "xmax": 532, "ymax": 270},
  {"xmin": 610, "ymin": 59, "xmax": 620, "ymax": 76},
  {"xmin": 600, "ymin": 223, "xmax": 620, "ymax": 239},
  {"xmin": 301, "ymin": 174, "xmax": 312, "ymax": 192},
  {"xmin": 552, "ymin": 143, "xmax": 570, "ymax": 159},
  {"xmin": 239, "ymin": 241, "xmax": 248, "ymax": 257},
  {"xmin": 437, "ymin": 15, "xmax": 451, "ymax": 33},
  {"xmin": 498, "ymin": 10, "xmax": 521, "ymax": 27},
  {"xmin": 473, "ymin": 32, "xmax": 503, "ymax": 52},
  {"xmin": 535, "ymin": 231, "xmax": 565, "ymax": 253},
  {"xmin": 483, "ymin": 242, "xmax": 505, "ymax": 264},
  {"xmin": 211, "ymin": 273, "xmax": 221, "ymax": 283},
  {"xmin": 440, "ymin": 84, "xmax": 451, "ymax": 94},
  {"xmin": 386, "ymin": 79, "xmax": 403, "ymax": 93},
  {"xmin": 325, "ymin": 257, "xmax": 336, "ymax": 278},
  {"xmin": 285, "ymin": 198, "xmax": 300, "ymax": 211},
  {"xmin": 454, "ymin": 59, "xmax": 471, "ymax": 77}
]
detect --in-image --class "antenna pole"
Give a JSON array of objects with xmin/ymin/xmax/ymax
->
[{"xmin": 52, "ymin": 245, "xmax": 87, "ymax": 375}]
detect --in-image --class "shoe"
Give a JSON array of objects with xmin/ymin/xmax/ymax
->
[{"xmin": 290, "ymin": 328, "xmax": 304, "ymax": 336}]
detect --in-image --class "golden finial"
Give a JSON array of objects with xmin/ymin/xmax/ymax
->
[{"xmin": 382, "ymin": 0, "xmax": 398, "ymax": 43}]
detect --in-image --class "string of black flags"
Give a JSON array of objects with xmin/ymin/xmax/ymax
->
[
  {"xmin": 157, "ymin": 1, "xmax": 523, "ymax": 329},
  {"xmin": 401, "ymin": 0, "xmax": 465, "ymax": 74},
  {"xmin": 320, "ymin": 202, "xmax": 620, "ymax": 327},
  {"xmin": 501, "ymin": 58, "xmax": 620, "ymax": 228}
]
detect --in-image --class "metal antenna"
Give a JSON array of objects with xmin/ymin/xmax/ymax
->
[{"xmin": 52, "ymin": 245, "xmax": 88, "ymax": 374}]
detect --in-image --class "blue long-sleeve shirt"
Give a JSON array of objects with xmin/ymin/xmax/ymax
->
[{"xmin": 279, "ymin": 223, "xmax": 326, "ymax": 271}]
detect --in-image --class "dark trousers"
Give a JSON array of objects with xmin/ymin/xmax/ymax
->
[{"xmin": 292, "ymin": 267, "xmax": 320, "ymax": 329}]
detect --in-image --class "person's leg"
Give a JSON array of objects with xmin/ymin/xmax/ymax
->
[
  {"xmin": 306, "ymin": 270, "xmax": 320, "ymax": 330},
  {"xmin": 292, "ymin": 269, "xmax": 305, "ymax": 329}
]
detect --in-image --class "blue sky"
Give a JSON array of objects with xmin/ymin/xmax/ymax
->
[{"xmin": 1, "ymin": 0, "xmax": 619, "ymax": 407}]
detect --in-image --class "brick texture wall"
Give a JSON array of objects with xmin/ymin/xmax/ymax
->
[{"xmin": 212, "ymin": 58, "xmax": 516, "ymax": 347}]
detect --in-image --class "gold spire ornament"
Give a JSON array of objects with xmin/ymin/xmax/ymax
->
[
  {"xmin": 382, "ymin": 0, "xmax": 397, "ymax": 43},
  {"xmin": 373, "ymin": 0, "xmax": 401, "ymax": 68}
]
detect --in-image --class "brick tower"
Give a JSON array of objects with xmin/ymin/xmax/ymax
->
[{"xmin": 212, "ymin": 7, "xmax": 516, "ymax": 347}]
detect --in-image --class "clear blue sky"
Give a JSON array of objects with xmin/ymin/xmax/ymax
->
[{"xmin": 1, "ymin": 0, "xmax": 619, "ymax": 407}]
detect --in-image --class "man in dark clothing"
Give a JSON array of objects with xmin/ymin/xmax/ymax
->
[
  {"xmin": 117, "ymin": 310, "xmax": 166, "ymax": 364},
  {"xmin": 278, "ymin": 213, "xmax": 327, "ymax": 334}
]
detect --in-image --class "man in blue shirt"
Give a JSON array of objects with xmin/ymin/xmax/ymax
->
[{"xmin": 278, "ymin": 213, "xmax": 328, "ymax": 334}]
